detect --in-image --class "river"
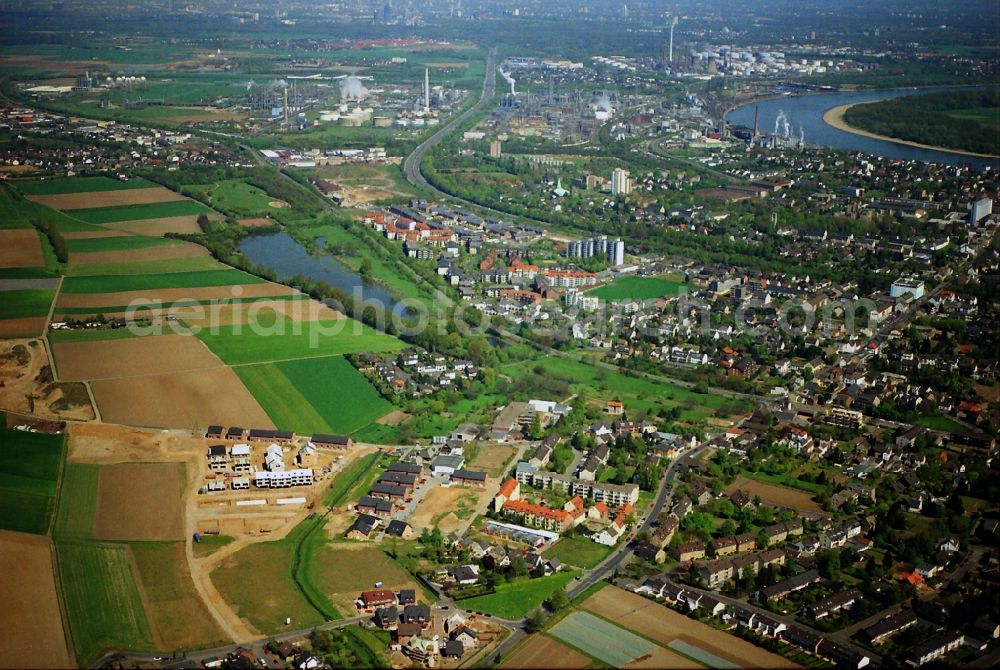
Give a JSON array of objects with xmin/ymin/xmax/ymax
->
[
  {"xmin": 726, "ymin": 87, "xmax": 1000, "ymax": 170},
  {"xmin": 239, "ymin": 232, "xmax": 405, "ymax": 313}
]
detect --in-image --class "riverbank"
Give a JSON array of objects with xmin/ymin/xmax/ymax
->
[{"xmin": 823, "ymin": 101, "xmax": 1000, "ymax": 159}]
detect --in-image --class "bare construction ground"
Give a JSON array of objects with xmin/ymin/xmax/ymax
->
[
  {"xmin": 54, "ymin": 333, "xmax": 223, "ymax": 381},
  {"xmin": 0, "ymin": 338, "xmax": 95, "ymax": 421},
  {"xmin": 726, "ymin": 475, "xmax": 825, "ymax": 515},
  {"xmin": 410, "ymin": 486, "xmax": 493, "ymax": 535},
  {"xmin": 93, "ymin": 462, "xmax": 187, "ymax": 541},
  {"xmin": 0, "ymin": 229, "xmax": 44, "ymax": 267},
  {"xmin": 92, "ymin": 367, "xmax": 274, "ymax": 429},
  {"xmin": 0, "ymin": 530, "xmax": 74, "ymax": 668},
  {"xmin": 27, "ymin": 186, "xmax": 187, "ymax": 210},
  {"xmin": 583, "ymin": 585, "xmax": 797, "ymax": 669}
]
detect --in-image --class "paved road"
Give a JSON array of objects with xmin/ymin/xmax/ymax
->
[
  {"xmin": 568, "ymin": 443, "xmax": 710, "ymax": 599},
  {"xmin": 402, "ymin": 49, "xmax": 497, "ymax": 196}
]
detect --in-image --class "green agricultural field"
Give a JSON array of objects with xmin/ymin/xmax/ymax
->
[
  {"xmin": 237, "ymin": 356, "xmax": 392, "ymax": 435},
  {"xmin": 0, "ymin": 187, "xmax": 107, "ymax": 233},
  {"xmin": 47, "ymin": 328, "xmax": 139, "ymax": 344},
  {"xmin": 0, "ymin": 428, "xmax": 63, "ymax": 534},
  {"xmin": 15, "ymin": 176, "xmax": 155, "ymax": 195},
  {"xmin": 56, "ymin": 540, "xmax": 155, "ymax": 665},
  {"xmin": 67, "ymin": 256, "xmax": 225, "ymax": 277},
  {"xmin": 60, "ymin": 268, "xmax": 264, "ymax": 294},
  {"xmin": 54, "ymin": 462, "xmax": 101, "ymax": 539},
  {"xmin": 588, "ymin": 275, "xmax": 684, "ymax": 302},
  {"xmin": 211, "ymin": 520, "xmax": 327, "ymax": 634},
  {"xmin": 543, "ymin": 536, "xmax": 614, "ymax": 570},
  {"xmin": 66, "ymin": 200, "xmax": 214, "ymax": 223},
  {"xmin": 503, "ymin": 356, "xmax": 749, "ymax": 423},
  {"xmin": 458, "ymin": 571, "xmax": 577, "ymax": 619},
  {"xmin": 131, "ymin": 542, "xmax": 228, "ymax": 651},
  {"xmin": 198, "ymin": 317, "xmax": 404, "ymax": 366},
  {"xmin": 548, "ymin": 611, "xmax": 657, "ymax": 667},
  {"xmin": 187, "ymin": 179, "xmax": 279, "ymax": 216},
  {"xmin": 66, "ymin": 236, "xmax": 178, "ymax": 253},
  {"xmin": 0, "ymin": 288, "xmax": 55, "ymax": 319}
]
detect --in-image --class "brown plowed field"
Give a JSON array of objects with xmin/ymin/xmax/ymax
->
[
  {"xmin": 93, "ymin": 462, "xmax": 186, "ymax": 541},
  {"xmin": 54, "ymin": 334, "xmax": 222, "ymax": 381},
  {"xmin": 105, "ymin": 215, "xmax": 212, "ymax": 236},
  {"xmin": 0, "ymin": 229, "xmax": 44, "ymax": 267},
  {"xmin": 178, "ymin": 298, "xmax": 341, "ymax": 327},
  {"xmin": 70, "ymin": 243, "xmax": 209, "ymax": 266},
  {"xmin": 0, "ymin": 316, "xmax": 48, "ymax": 338},
  {"xmin": 56, "ymin": 283, "xmax": 296, "ymax": 309},
  {"xmin": 500, "ymin": 635, "xmax": 589, "ymax": 669},
  {"xmin": 27, "ymin": 187, "xmax": 187, "ymax": 210},
  {"xmin": 0, "ymin": 530, "xmax": 74, "ymax": 668},
  {"xmin": 583, "ymin": 586, "xmax": 797, "ymax": 669},
  {"xmin": 726, "ymin": 475, "xmax": 824, "ymax": 515},
  {"xmin": 91, "ymin": 367, "xmax": 275, "ymax": 429}
]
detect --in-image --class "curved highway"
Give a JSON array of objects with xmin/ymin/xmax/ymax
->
[{"xmin": 402, "ymin": 49, "xmax": 497, "ymax": 195}]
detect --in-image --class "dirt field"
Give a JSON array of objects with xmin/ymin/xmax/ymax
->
[
  {"xmin": 470, "ymin": 445, "xmax": 517, "ymax": 478},
  {"xmin": 92, "ymin": 367, "xmax": 274, "ymax": 429},
  {"xmin": 375, "ymin": 409, "xmax": 410, "ymax": 426},
  {"xmin": 0, "ymin": 530, "xmax": 75, "ymax": 668},
  {"xmin": 56, "ymin": 283, "xmax": 297, "ymax": 309},
  {"xmin": 93, "ymin": 462, "xmax": 186, "ymax": 541},
  {"xmin": 66, "ymin": 423, "xmax": 200, "ymax": 464},
  {"xmin": 27, "ymin": 187, "xmax": 187, "ymax": 210},
  {"xmin": 501, "ymin": 635, "xmax": 590, "ymax": 669},
  {"xmin": 583, "ymin": 586, "xmax": 797, "ymax": 669},
  {"xmin": 177, "ymin": 297, "xmax": 342, "ymax": 327},
  {"xmin": 0, "ymin": 55, "xmax": 109, "ymax": 74},
  {"xmin": 0, "ymin": 229, "xmax": 44, "ymax": 267},
  {"xmin": 105, "ymin": 215, "xmax": 211, "ymax": 236},
  {"xmin": 410, "ymin": 486, "xmax": 491, "ymax": 534},
  {"xmin": 54, "ymin": 333, "xmax": 223, "ymax": 381},
  {"xmin": 0, "ymin": 338, "xmax": 95, "ymax": 421},
  {"xmin": 0, "ymin": 316, "xmax": 49, "ymax": 338},
  {"xmin": 726, "ymin": 475, "xmax": 824, "ymax": 515},
  {"xmin": 70, "ymin": 243, "xmax": 210, "ymax": 266}
]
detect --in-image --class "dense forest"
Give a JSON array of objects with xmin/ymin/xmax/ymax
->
[{"xmin": 843, "ymin": 89, "xmax": 1000, "ymax": 155}]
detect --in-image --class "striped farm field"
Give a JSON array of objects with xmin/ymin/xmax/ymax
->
[
  {"xmin": 236, "ymin": 355, "xmax": 392, "ymax": 434},
  {"xmin": 198, "ymin": 316, "xmax": 405, "ymax": 365},
  {"xmin": 103, "ymin": 214, "xmax": 210, "ymax": 236},
  {"xmin": 27, "ymin": 187, "xmax": 187, "ymax": 211},
  {"xmin": 66, "ymin": 235, "xmax": 178, "ymax": 253},
  {"xmin": 15, "ymin": 176, "xmax": 156, "ymax": 195},
  {"xmin": 60, "ymin": 268, "xmax": 264, "ymax": 294},
  {"xmin": 66, "ymin": 200, "xmax": 215, "ymax": 224},
  {"xmin": 55, "ymin": 540, "xmax": 155, "ymax": 665},
  {"xmin": 548, "ymin": 611, "xmax": 657, "ymax": 667}
]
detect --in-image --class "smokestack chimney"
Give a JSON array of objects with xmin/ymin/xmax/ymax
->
[
  {"xmin": 424, "ymin": 68, "xmax": 430, "ymax": 112},
  {"xmin": 753, "ymin": 105, "xmax": 759, "ymax": 139},
  {"xmin": 283, "ymin": 87, "xmax": 288, "ymax": 126}
]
